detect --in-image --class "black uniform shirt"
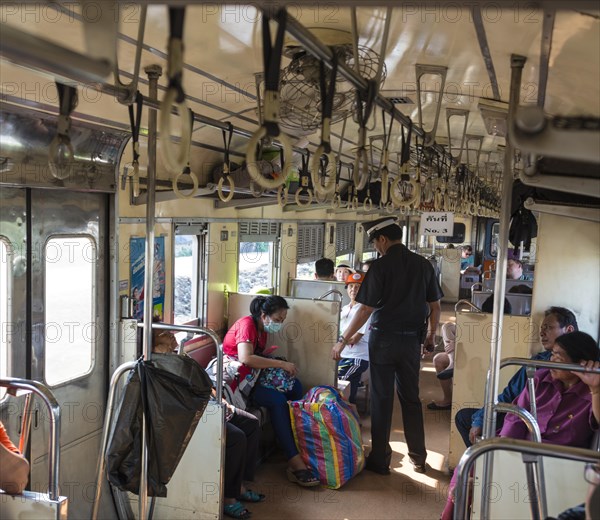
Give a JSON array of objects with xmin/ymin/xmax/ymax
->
[{"xmin": 356, "ymin": 243, "xmax": 443, "ymax": 333}]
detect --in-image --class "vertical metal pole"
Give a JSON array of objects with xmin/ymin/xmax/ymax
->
[
  {"xmin": 479, "ymin": 54, "xmax": 526, "ymax": 519},
  {"xmin": 139, "ymin": 63, "xmax": 162, "ymax": 520}
]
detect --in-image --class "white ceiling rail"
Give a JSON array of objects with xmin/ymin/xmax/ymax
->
[
  {"xmin": 524, "ymin": 197, "xmax": 600, "ymax": 222},
  {"xmin": 416, "ymin": 64, "xmax": 448, "ymax": 147},
  {"xmin": 0, "ymin": 23, "xmax": 112, "ymax": 85}
]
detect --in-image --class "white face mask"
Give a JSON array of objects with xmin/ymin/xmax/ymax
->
[{"xmin": 264, "ymin": 320, "xmax": 282, "ymax": 334}]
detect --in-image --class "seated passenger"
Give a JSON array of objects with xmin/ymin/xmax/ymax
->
[
  {"xmin": 455, "ymin": 306, "xmax": 578, "ymax": 447},
  {"xmin": 151, "ymin": 326, "xmax": 264, "ymax": 519},
  {"xmin": 223, "ymin": 295, "xmax": 319, "ymax": 487},
  {"xmin": 335, "ymin": 264, "xmax": 354, "ymax": 282},
  {"xmin": 427, "ymin": 295, "xmax": 511, "ymax": 411},
  {"xmin": 506, "ymin": 258, "xmax": 525, "ymax": 280},
  {"xmin": 334, "ymin": 272, "xmax": 370, "ymax": 406},
  {"xmin": 360, "ymin": 259, "xmax": 374, "ymax": 272},
  {"xmin": 314, "ymin": 258, "xmax": 335, "ymax": 281},
  {"xmin": 460, "ymin": 245, "xmax": 479, "ymax": 274},
  {"xmin": 441, "ymin": 331, "xmax": 600, "ymax": 520},
  {"xmin": 0, "ymin": 421, "xmax": 29, "ymax": 494}
]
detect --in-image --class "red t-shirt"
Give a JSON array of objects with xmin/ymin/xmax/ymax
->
[
  {"xmin": 222, "ymin": 316, "xmax": 266, "ymax": 357},
  {"xmin": 222, "ymin": 316, "xmax": 266, "ymax": 391},
  {"xmin": 0, "ymin": 422, "xmax": 20, "ymax": 454}
]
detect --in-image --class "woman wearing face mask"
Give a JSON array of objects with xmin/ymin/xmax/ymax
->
[{"xmin": 222, "ymin": 295, "xmax": 319, "ymax": 487}]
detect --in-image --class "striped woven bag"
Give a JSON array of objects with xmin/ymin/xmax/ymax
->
[{"xmin": 289, "ymin": 385, "xmax": 365, "ymax": 489}]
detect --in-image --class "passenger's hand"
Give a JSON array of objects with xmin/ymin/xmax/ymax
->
[
  {"xmin": 332, "ymin": 341, "xmax": 344, "ymax": 361},
  {"xmin": 573, "ymin": 360, "xmax": 600, "ymax": 392},
  {"xmin": 281, "ymin": 361, "xmax": 298, "ymax": 377},
  {"xmin": 422, "ymin": 332, "xmax": 436, "ymax": 356},
  {"xmin": 469, "ymin": 426, "xmax": 482, "ymax": 445}
]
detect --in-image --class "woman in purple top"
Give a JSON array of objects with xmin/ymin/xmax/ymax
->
[
  {"xmin": 500, "ymin": 331, "xmax": 600, "ymax": 447},
  {"xmin": 441, "ymin": 331, "xmax": 600, "ymax": 520}
]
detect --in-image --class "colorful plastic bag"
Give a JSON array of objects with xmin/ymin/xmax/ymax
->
[{"xmin": 289, "ymin": 386, "xmax": 364, "ymax": 489}]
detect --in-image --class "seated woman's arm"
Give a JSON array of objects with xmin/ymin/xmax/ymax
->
[
  {"xmin": 498, "ymin": 384, "xmax": 531, "ymax": 440},
  {"xmin": 0, "ymin": 442, "xmax": 29, "ymax": 494},
  {"xmin": 237, "ymin": 342, "xmax": 298, "ymax": 377},
  {"xmin": 574, "ymin": 360, "xmax": 600, "ymax": 425}
]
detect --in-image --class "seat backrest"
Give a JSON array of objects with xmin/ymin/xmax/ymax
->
[{"xmin": 184, "ymin": 336, "xmax": 217, "ymax": 369}]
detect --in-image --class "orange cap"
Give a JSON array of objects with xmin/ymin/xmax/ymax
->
[{"xmin": 345, "ymin": 272, "xmax": 365, "ymax": 285}]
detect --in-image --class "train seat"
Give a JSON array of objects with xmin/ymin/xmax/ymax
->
[
  {"xmin": 472, "ymin": 290, "xmax": 532, "ymax": 316},
  {"xmin": 183, "ymin": 336, "xmax": 272, "ymax": 429},
  {"xmin": 337, "ymin": 367, "xmax": 370, "ymax": 414}
]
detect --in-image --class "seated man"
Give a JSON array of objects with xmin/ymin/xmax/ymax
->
[
  {"xmin": 0, "ymin": 421, "xmax": 29, "ymax": 494},
  {"xmin": 454, "ymin": 306, "xmax": 578, "ymax": 447},
  {"xmin": 427, "ymin": 295, "xmax": 511, "ymax": 411},
  {"xmin": 314, "ymin": 258, "xmax": 335, "ymax": 281},
  {"xmin": 506, "ymin": 258, "xmax": 525, "ymax": 280},
  {"xmin": 460, "ymin": 245, "xmax": 479, "ymax": 274}
]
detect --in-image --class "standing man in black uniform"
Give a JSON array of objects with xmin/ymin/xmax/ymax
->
[{"xmin": 332, "ymin": 217, "xmax": 443, "ymax": 474}]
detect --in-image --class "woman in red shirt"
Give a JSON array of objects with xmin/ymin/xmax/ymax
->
[
  {"xmin": 222, "ymin": 295, "xmax": 319, "ymax": 487},
  {"xmin": 0, "ymin": 421, "xmax": 29, "ymax": 494}
]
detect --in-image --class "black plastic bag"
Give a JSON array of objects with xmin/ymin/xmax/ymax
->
[{"xmin": 106, "ymin": 354, "xmax": 212, "ymax": 497}]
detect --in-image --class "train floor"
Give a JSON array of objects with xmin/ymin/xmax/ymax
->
[{"xmin": 248, "ymin": 305, "xmax": 456, "ymax": 520}]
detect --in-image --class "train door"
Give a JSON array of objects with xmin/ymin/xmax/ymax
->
[{"xmin": 0, "ymin": 187, "xmax": 113, "ymax": 518}]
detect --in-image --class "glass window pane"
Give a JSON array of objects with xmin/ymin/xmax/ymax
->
[
  {"xmin": 296, "ymin": 261, "xmax": 314, "ymax": 280},
  {"xmin": 238, "ymin": 242, "xmax": 273, "ymax": 294},
  {"xmin": 0, "ymin": 238, "xmax": 10, "ymax": 400},
  {"xmin": 45, "ymin": 237, "xmax": 95, "ymax": 386},
  {"xmin": 174, "ymin": 235, "xmax": 198, "ymax": 324}
]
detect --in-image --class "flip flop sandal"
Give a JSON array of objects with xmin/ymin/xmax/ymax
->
[
  {"xmin": 223, "ymin": 501, "xmax": 252, "ymax": 519},
  {"xmin": 286, "ymin": 468, "xmax": 320, "ymax": 487},
  {"xmin": 238, "ymin": 489, "xmax": 265, "ymax": 503}
]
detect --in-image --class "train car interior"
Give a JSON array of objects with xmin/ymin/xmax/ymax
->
[{"xmin": 0, "ymin": 1, "xmax": 599, "ymax": 519}]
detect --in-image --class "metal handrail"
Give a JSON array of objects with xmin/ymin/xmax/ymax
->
[
  {"xmin": 92, "ymin": 322, "xmax": 222, "ymax": 520},
  {"xmin": 316, "ymin": 289, "xmax": 343, "ymax": 302},
  {"xmin": 454, "ymin": 299, "xmax": 481, "ymax": 313},
  {"xmin": 0, "ymin": 377, "xmax": 61, "ymax": 501},
  {"xmin": 454, "ymin": 438, "xmax": 600, "ymax": 520},
  {"xmin": 500, "ymin": 357, "xmax": 600, "ymax": 375}
]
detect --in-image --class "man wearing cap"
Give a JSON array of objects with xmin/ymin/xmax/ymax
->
[
  {"xmin": 332, "ymin": 216, "xmax": 443, "ymax": 475},
  {"xmin": 337, "ymin": 271, "xmax": 371, "ymax": 405}
]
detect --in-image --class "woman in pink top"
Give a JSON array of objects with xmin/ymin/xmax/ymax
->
[
  {"xmin": 222, "ymin": 295, "xmax": 319, "ymax": 488},
  {"xmin": 441, "ymin": 331, "xmax": 600, "ymax": 520}
]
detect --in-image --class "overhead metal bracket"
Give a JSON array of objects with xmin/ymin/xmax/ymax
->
[
  {"xmin": 511, "ymin": 105, "xmax": 600, "ymax": 164},
  {"xmin": 524, "ymin": 197, "xmax": 600, "ymax": 222},
  {"xmin": 465, "ymin": 135, "xmax": 484, "ymax": 171},
  {"xmin": 446, "ymin": 108, "xmax": 470, "ymax": 164},
  {"xmin": 416, "ymin": 64, "xmax": 448, "ymax": 147},
  {"xmin": 519, "ymin": 169, "xmax": 600, "ymax": 198}
]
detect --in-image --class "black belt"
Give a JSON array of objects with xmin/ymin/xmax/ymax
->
[{"xmin": 371, "ymin": 327, "xmax": 420, "ymax": 336}]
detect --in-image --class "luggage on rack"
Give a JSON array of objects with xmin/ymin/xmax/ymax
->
[
  {"xmin": 289, "ymin": 385, "xmax": 365, "ymax": 489},
  {"xmin": 106, "ymin": 354, "xmax": 212, "ymax": 497}
]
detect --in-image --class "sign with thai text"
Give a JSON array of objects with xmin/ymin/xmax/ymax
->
[{"xmin": 419, "ymin": 212, "xmax": 454, "ymax": 235}]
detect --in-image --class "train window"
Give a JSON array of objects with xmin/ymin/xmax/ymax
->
[
  {"xmin": 436, "ymin": 223, "xmax": 466, "ymax": 244},
  {"xmin": 0, "ymin": 238, "xmax": 10, "ymax": 400},
  {"xmin": 336, "ymin": 222, "xmax": 355, "ymax": 267},
  {"xmin": 44, "ymin": 236, "xmax": 95, "ymax": 386},
  {"xmin": 296, "ymin": 223, "xmax": 325, "ymax": 279},
  {"xmin": 238, "ymin": 222, "xmax": 280, "ymax": 294}
]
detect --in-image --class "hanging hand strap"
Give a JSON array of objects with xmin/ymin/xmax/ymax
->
[
  {"xmin": 353, "ymin": 80, "xmax": 377, "ymax": 190},
  {"xmin": 246, "ymin": 9, "xmax": 291, "ymax": 190},
  {"xmin": 311, "ymin": 53, "xmax": 338, "ymax": 197},
  {"xmin": 160, "ymin": 7, "xmax": 192, "ymax": 175},
  {"xmin": 295, "ymin": 150, "xmax": 313, "ymax": 206},
  {"xmin": 172, "ymin": 109, "xmax": 198, "ymax": 199},
  {"xmin": 125, "ymin": 91, "xmax": 143, "ymax": 195},
  {"xmin": 48, "ymin": 82, "xmax": 78, "ymax": 180},
  {"xmin": 217, "ymin": 122, "xmax": 235, "ymax": 202}
]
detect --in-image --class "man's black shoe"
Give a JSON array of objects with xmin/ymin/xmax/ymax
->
[
  {"xmin": 365, "ymin": 461, "xmax": 390, "ymax": 475},
  {"xmin": 410, "ymin": 460, "xmax": 427, "ymax": 474}
]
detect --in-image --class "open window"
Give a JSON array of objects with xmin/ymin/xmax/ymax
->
[
  {"xmin": 238, "ymin": 222, "xmax": 280, "ymax": 293},
  {"xmin": 335, "ymin": 222, "xmax": 356, "ymax": 268},
  {"xmin": 174, "ymin": 223, "xmax": 208, "ymax": 325}
]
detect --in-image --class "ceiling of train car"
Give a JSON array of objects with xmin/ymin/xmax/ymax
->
[{"xmin": 1, "ymin": 2, "xmax": 599, "ymax": 195}]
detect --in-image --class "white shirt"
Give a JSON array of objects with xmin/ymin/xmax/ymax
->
[{"xmin": 339, "ymin": 302, "xmax": 370, "ymax": 361}]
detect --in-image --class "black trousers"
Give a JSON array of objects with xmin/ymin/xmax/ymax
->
[
  {"xmin": 367, "ymin": 329, "xmax": 426, "ymax": 470},
  {"xmin": 224, "ymin": 408, "xmax": 260, "ymax": 499}
]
